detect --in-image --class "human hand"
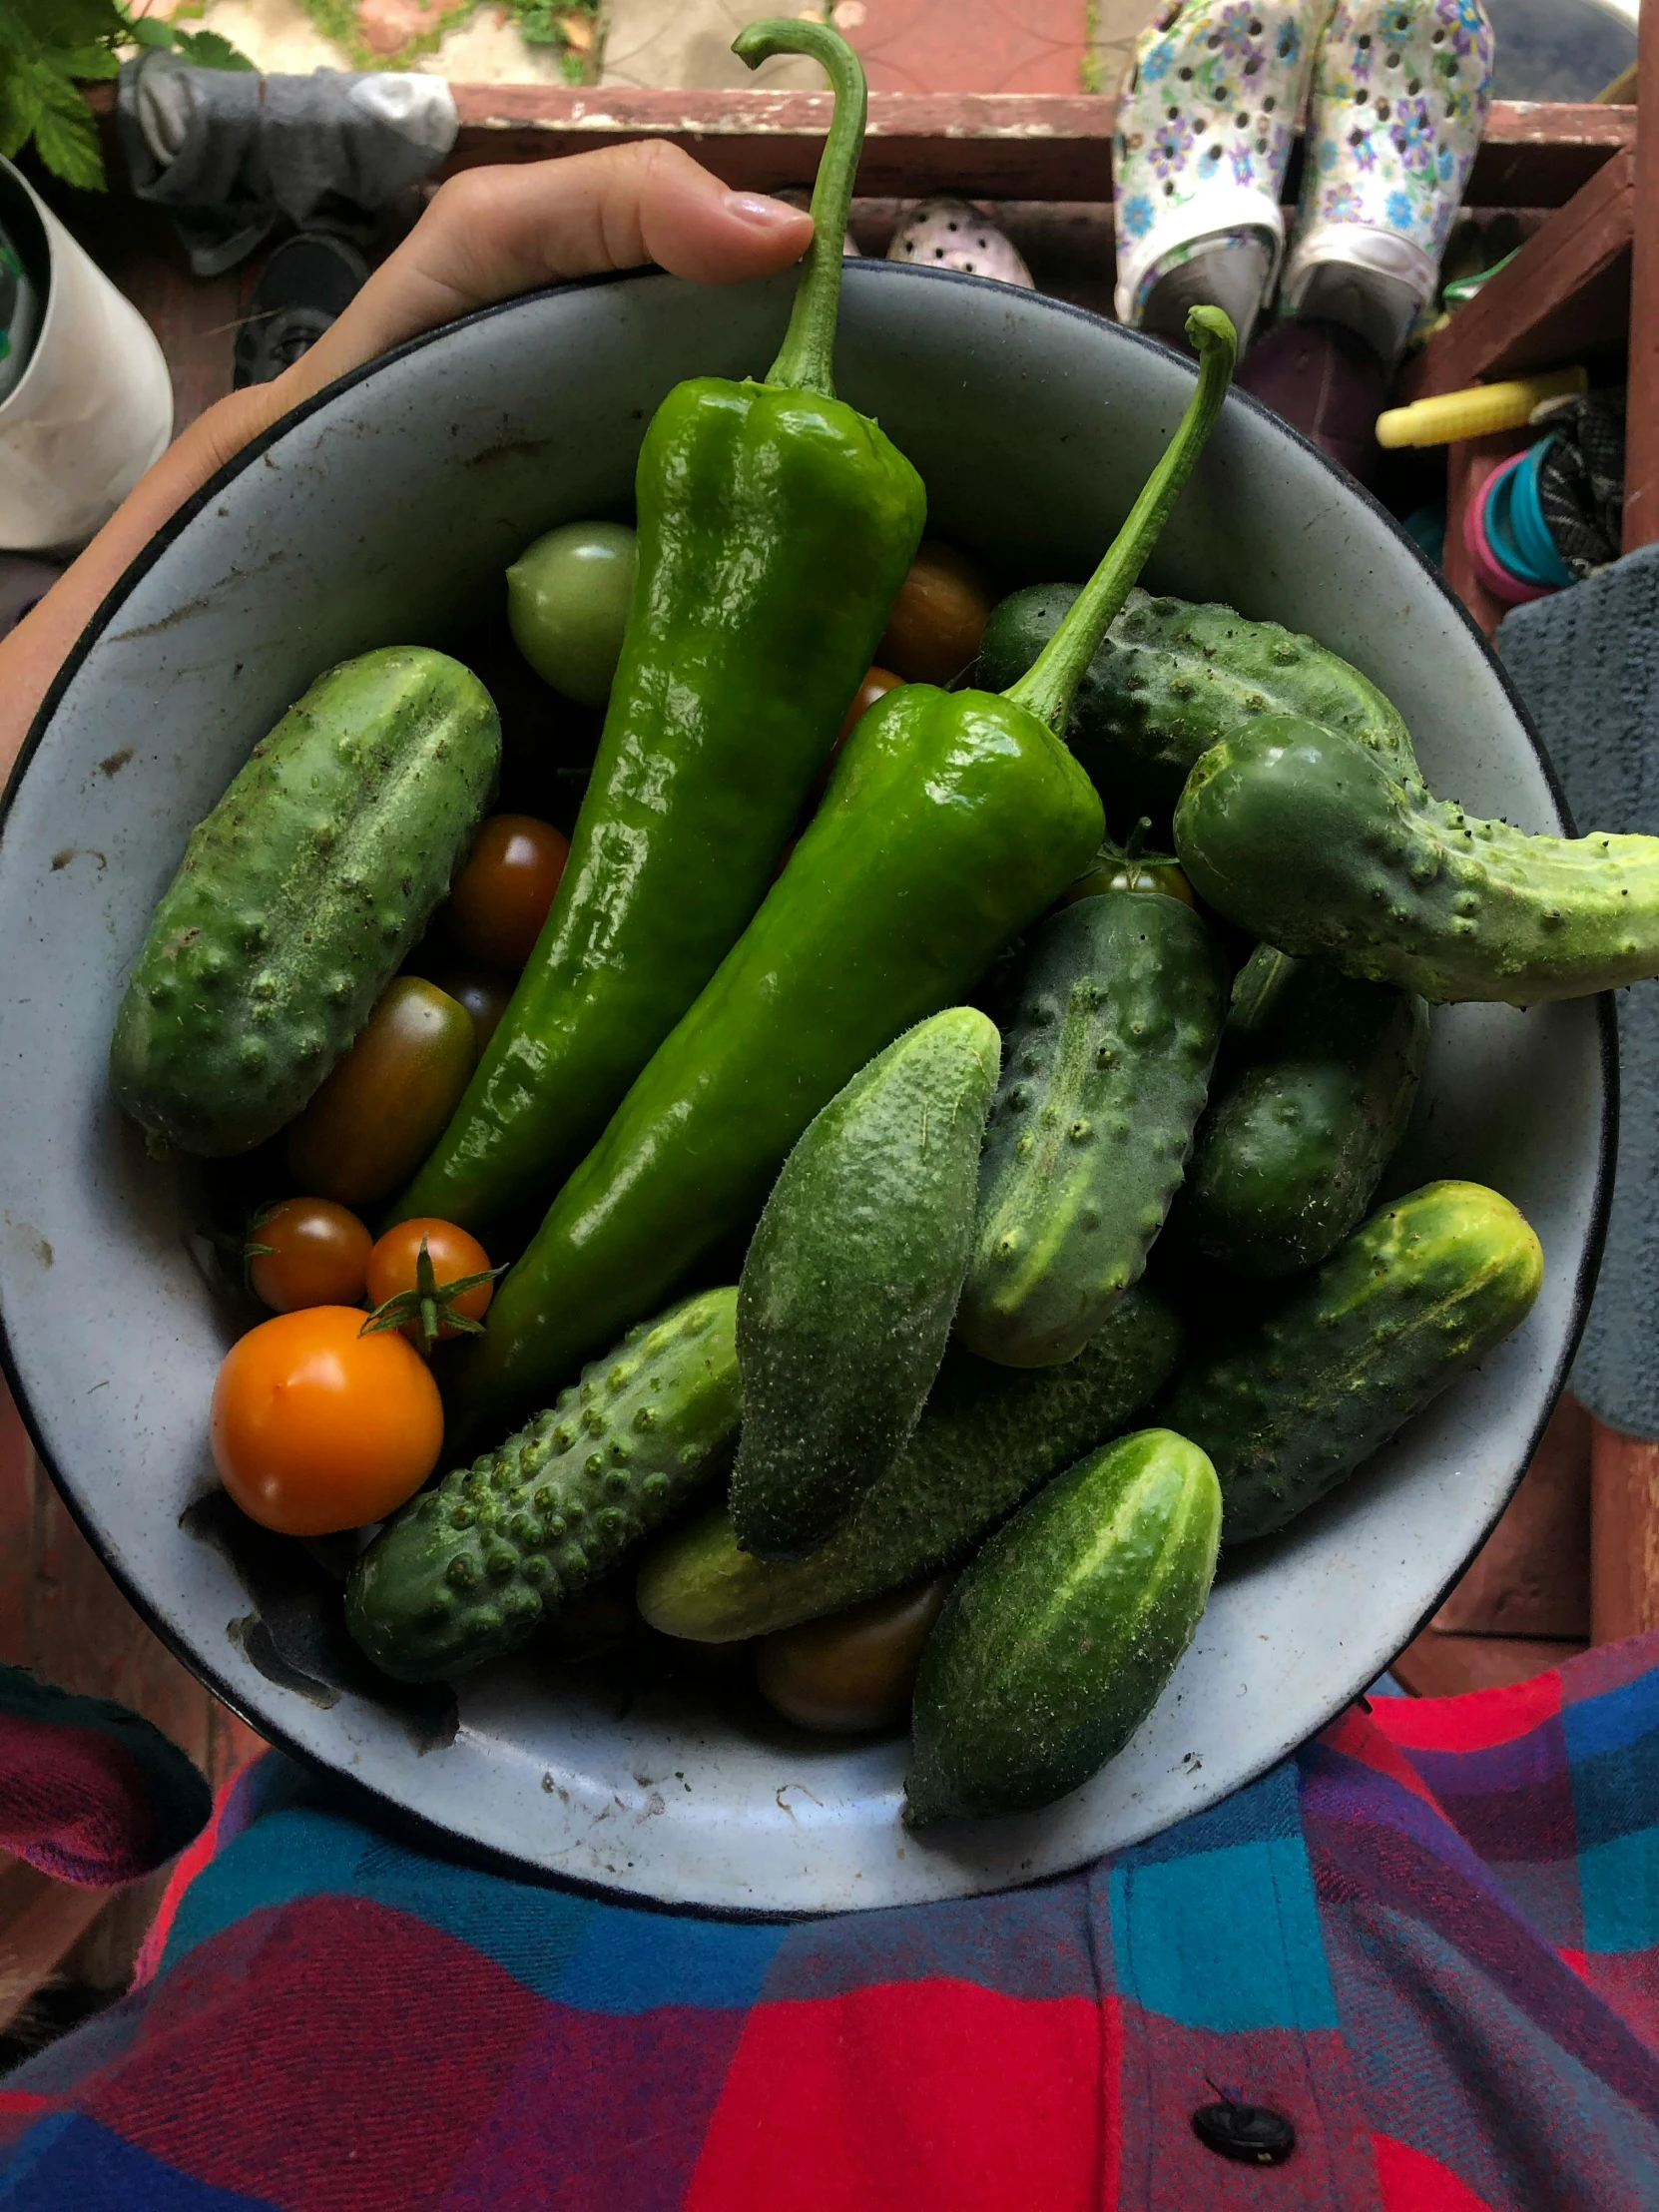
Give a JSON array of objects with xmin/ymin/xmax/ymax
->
[{"xmin": 0, "ymin": 144, "xmax": 814, "ymax": 782}]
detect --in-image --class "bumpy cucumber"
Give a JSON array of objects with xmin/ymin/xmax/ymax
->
[
  {"xmin": 976, "ymin": 585, "xmax": 1417, "ymax": 817},
  {"xmin": 904, "ymin": 1428, "xmax": 1220, "ymax": 1825},
  {"xmin": 111, "ymin": 648, "xmax": 500, "ymax": 1156},
  {"xmin": 346, "ymin": 1288, "xmax": 738, "ymax": 1681},
  {"xmin": 637, "ymin": 1282, "xmax": 1182, "ymax": 1643},
  {"xmin": 1181, "ymin": 954, "xmax": 1429, "ymax": 1278},
  {"xmin": 956, "ymin": 893, "xmax": 1226, "ymax": 1368},
  {"xmin": 1175, "ymin": 716, "xmax": 1659, "ymax": 1005},
  {"xmin": 732, "ymin": 1008, "xmax": 1000, "ymax": 1562},
  {"xmin": 1160, "ymin": 1180, "xmax": 1542, "ymax": 1546}
]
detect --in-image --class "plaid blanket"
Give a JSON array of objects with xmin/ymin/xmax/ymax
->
[{"xmin": 2, "ymin": 1639, "xmax": 1658, "ymax": 2208}]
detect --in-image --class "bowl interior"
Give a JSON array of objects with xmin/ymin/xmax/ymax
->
[{"xmin": 0, "ymin": 266, "xmax": 1607, "ymax": 1912}]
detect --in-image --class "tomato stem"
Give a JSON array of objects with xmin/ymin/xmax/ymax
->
[{"xmin": 360, "ymin": 1234, "xmax": 504, "ymax": 1357}]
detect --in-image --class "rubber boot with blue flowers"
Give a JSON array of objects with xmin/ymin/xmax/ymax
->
[
  {"xmin": 1113, "ymin": 2, "xmax": 1327, "ymax": 350},
  {"xmin": 1281, "ymin": 0, "xmax": 1495, "ymax": 364}
]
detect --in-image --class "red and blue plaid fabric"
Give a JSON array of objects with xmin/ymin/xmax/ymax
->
[{"xmin": 3, "ymin": 1637, "xmax": 1658, "ymax": 2208}]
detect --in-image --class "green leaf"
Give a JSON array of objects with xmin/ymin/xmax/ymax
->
[
  {"xmin": 30, "ymin": 87, "xmax": 106, "ymax": 190},
  {"xmin": 172, "ymin": 26, "xmax": 255, "ymax": 68},
  {"xmin": 0, "ymin": 69, "xmax": 46, "ymax": 163},
  {"xmin": 124, "ymin": 15, "xmax": 178, "ymax": 46},
  {"xmin": 19, "ymin": 0, "xmax": 126, "ymax": 48},
  {"xmin": 58, "ymin": 42, "xmax": 122, "ymax": 79}
]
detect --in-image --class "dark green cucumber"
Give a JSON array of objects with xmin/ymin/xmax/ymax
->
[
  {"xmin": 904, "ymin": 1427, "xmax": 1220, "ymax": 1825},
  {"xmin": 1182, "ymin": 954, "xmax": 1429, "ymax": 1278},
  {"xmin": 956, "ymin": 892, "xmax": 1226, "ymax": 1368},
  {"xmin": 637, "ymin": 1281, "xmax": 1182, "ymax": 1643},
  {"xmin": 346, "ymin": 1288, "xmax": 738, "ymax": 1681},
  {"xmin": 1175, "ymin": 716, "xmax": 1659, "ymax": 1005},
  {"xmin": 111, "ymin": 648, "xmax": 500, "ymax": 1156},
  {"xmin": 732, "ymin": 1008, "xmax": 1000, "ymax": 1561},
  {"xmin": 976, "ymin": 584, "xmax": 1417, "ymax": 818},
  {"xmin": 1160, "ymin": 1180, "xmax": 1543, "ymax": 1546}
]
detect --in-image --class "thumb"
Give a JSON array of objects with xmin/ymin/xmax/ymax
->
[{"xmin": 282, "ymin": 144, "xmax": 814, "ymax": 407}]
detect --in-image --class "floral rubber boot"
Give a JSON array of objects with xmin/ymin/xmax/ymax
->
[
  {"xmin": 1282, "ymin": 0, "xmax": 1495, "ymax": 365},
  {"xmin": 1113, "ymin": 1, "xmax": 1328, "ymax": 350}
]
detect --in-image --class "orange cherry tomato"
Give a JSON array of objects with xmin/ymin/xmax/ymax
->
[
  {"xmin": 366, "ymin": 1218, "xmax": 496, "ymax": 1344},
  {"xmin": 878, "ymin": 541, "xmax": 994, "ymax": 687},
  {"xmin": 442, "ymin": 814, "xmax": 569, "ymax": 970},
  {"xmin": 247, "ymin": 1197, "xmax": 372, "ymax": 1314},
  {"xmin": 211, "ymin": 1308, "xmax": 442, "ymax": 1536},
  {"xmin": 755, "ymin": 1577, "xmax": 951, "ymax": 1734},
  {"xmin": 835, "ymin": 666, "xmax": 905, "ymax": 748}
]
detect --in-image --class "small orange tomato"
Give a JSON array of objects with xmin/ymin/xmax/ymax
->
[
  {"xmin": 211, "ymin": 1308, "xmax": 442, "ymax": 1536},
  {"xmin": 878, "ymin": 541, "xmax": 994, "ymax": 687},
  {"xmin": 247, "ymin": 1197, "xmax": 373, "ymax": 1314},
  {"xmin": 835, "ymin": 666, "xmax": 905, "ymax": 748},
  {"xmin": 443, "ymin": 814, "xmax": 569, "ymax": 971},
  {"xmin": 366, "ymin": 1218, "xmax": 497, "ymax": 1346}
]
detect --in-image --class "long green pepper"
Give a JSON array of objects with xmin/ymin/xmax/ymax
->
[
  {"xmin": 391, "ymin": 21, "xmax": 925, "ymax": 1238},
  {"xmin": 448, "ymin": 308, "xmax": 1239, "ymax": 1438}
]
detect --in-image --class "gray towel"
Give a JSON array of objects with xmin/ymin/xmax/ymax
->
[
  {"xmin": 116, "ymin": 54, "xmax": 457, "ymax": 277},
  {"xmin": 1499, "ymin": 542, "xmax": 1659, "ymax": 1438}
]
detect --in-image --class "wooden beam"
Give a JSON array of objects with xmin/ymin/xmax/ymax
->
[
  {"xmin": 1391, "ymin": 1631, "xmax": 1586, "ymax": 1699},
  {"xmin": 0, "ymin": 1855, "xmax": 110, "ymax": 2036},
  {"xmin": 84, "ymin": 86, "xmax": 1632, "ymax": 213},
  {"xmin": 1400, "ymin": 148, "xmax": 1635, "ymax": 399},
  {"xmin": 1623, "ymin": 0, "xmax": 1659, "ymax": 547},
  {"xmin": 1590, "ymin": 1425, "xmax": 1659, "ymax": 1640}
]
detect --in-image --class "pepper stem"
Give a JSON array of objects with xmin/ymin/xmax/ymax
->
[
  {"xmin": 1005, "ymin": 306, "xmax": 1238, "ymax": 732},
  {"xmin": 733, "ymin": 18, "xmax": 866, "ymax": 396}
]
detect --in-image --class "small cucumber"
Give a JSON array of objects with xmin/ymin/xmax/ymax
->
[
  {"xmin": 346, "ymin": 1288, "xmax": 738, "ymax": 1681},
  {"xmin": 1181, "ymin": 954, "xmax": 1429, "ymax": 1278},
  {"xmin": 904, "ymin": 1427, "xmax": 1220, "ymax": 1825},
  {"xmin": 732, "ymin": 1008, "xmax": 1000, "ymax": 1562},
  {"xmin": 956, "ymin": 891, "xmax": 1226, "ymax": 1368},
  {"xmin": 1160, "ymin": 1180, "xmax": 1543, "ymax": 1545},
  {"xmin": 1175, "ymin": 716, "xmax": 1659, "ymax": 1005},
  {"xmin": 638, "ymin": 1281, "xmax": 1182, "ymax": 1643},
  {"xmin": 111, "ymin": 648, "xmax": 500, "ymax": 1156},
  {"xmin": 976, "ymin": 585, "xmax": 1417, "ymax": 819}
]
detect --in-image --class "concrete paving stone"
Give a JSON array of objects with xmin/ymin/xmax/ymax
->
[{"xmin": 602, "ymin": 0, "xmax": 831, "ymax": 92}]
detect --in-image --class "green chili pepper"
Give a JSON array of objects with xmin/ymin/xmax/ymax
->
[
  {"xmin": 391, "ymin": 19, "xmax": 925, "ymax": 1240},
  {"xmin": 447, "ymin": 308, "xmax": 1238, "ymax": 1438}
]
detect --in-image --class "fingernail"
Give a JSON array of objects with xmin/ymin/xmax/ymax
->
[{"xmin": 724, "ymin": 191, "xmax": 811, "ymax": 230}]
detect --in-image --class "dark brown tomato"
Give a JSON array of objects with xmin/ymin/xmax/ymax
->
[
  {"xmin": 247, "ymin": 1196, "xmax": 373, "ymax": 1314},
  {"xmin": 877, "ymin": 541, "xmax": 994, "ymax": 688},
  {"xmin": 424, "ymin": 962, "xmax": 516, "ymax": 1058},
  {"xmin": 442, "ymin": 814, "xmax": 569, "ymax": 971},
  {"xmin": 808, "ymin": 668, "xmax": 906, "ymax": 817},
  {"xmin": 282, "ymin": 978, "xmax": 475, "ymax": 1210},
  {"xmin": 755, "ymin": 1576, "xmax": 952, "ymax": 1735}
]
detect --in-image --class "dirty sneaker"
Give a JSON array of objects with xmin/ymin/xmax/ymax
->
[
  {"xmin": 1282, "ymin": 0, "xmax": 1495, "ymax": 365},
  {"xmin": 1113, "ymin": 1, "xmax": 1326, "ymax": 349}
]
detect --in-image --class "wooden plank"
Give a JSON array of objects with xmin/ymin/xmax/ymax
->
[
  {"xmin": 1590, "ymin": 1423, "xmax": 1659, "ymax": 1640},
  {"xmin": 83, "ymin": 87, "xmax": 1631, "ymax": 213},
  {"xmin": 1622, "ymin": 0, "xmax": 1659, "ymax": 547},
  {"xmin": 1432, "ymin": 1392, "xmax": 1591, "ymax": 1639},
  {"xmin": 1400, "ymin": 148, "xmax": 1635, "ymax": 400},
  {"xmin": 1391, "ymin": 1630, "xmax": 1586, "ymax": 1699}
]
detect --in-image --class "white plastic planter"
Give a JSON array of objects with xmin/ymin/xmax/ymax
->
[{"xmin": 0, "ymin": 157, "xmax": 174, "ymax": 555}]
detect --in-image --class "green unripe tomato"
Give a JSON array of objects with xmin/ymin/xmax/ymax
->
[{"xmin": 506, "ymin": 521, "xmax": 638, "ymax": 707}]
